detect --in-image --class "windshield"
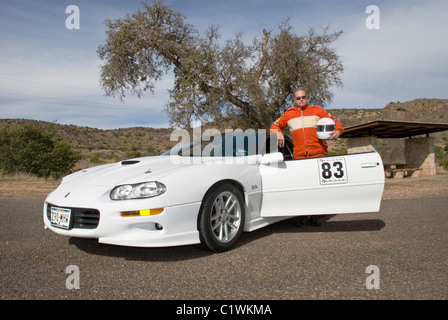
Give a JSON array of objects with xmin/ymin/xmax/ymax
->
[{"xmin": 162, "ymin": 132, "xmax": 278, "ymax": 157}]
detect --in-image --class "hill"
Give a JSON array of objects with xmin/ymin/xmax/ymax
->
[
  {"xmin": 327, "ymin": 98, "xmax": 448, "ymax": 165},
  {"xmin": 329, "ymin": 98, "xmax": 448, "ymax": 126},
  {"xmin": 1, "ymin": 98, "xmax": 447, "ymax": 170},
  {"xmin": 0, "ymin": 119, "xmax": 176, "ymax": 170}
]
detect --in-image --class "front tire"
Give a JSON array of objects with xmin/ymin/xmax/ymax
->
[{"xmin": 198, "ymin": 183, "xmax": 245, "ymax": 252}]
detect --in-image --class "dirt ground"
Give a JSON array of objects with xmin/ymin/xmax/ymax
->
[
  {"xmin": 0, "ymin": 174, "xmax": 60, "ymax": 199},
  {"xmin": 1, "ymin": 172, "xmax": 447, "ymax": 200},
  {"xmin": 382, "ymin": 174, "xmax": 448, "ymax": 199}
]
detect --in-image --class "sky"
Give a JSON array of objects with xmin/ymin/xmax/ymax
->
[{"xmin": 0, "ymin": 0, "xmax": 447, "ymax": 129}]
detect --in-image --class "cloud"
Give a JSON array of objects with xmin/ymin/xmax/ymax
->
[
  {"xmin": 0, "ymin": 0, "xmax": 174, "ymax": 129},
  {"xmin": 330, "ymin": 1, "xmax": 448, "ymax": 108},
  {"xmin": 1, "ymin": 0, "xmax": 447, "ymax": 128}
]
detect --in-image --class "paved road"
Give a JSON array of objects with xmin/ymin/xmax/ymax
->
[{"xmin": 1, "ymin": 179, "xmax": 447, "ymax": 301}]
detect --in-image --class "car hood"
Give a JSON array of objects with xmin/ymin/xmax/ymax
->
[{"xmin": 61, "ymin": 156, "xmax": 188, "ymax": 187}]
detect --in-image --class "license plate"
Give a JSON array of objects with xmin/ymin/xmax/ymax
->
[{"xmin": 50, "ymin": 207, "xmax": 71, "ymax": 229}]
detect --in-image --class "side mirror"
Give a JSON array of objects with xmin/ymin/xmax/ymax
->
[{"xmin": 259, "ymin": 152, "xmax": 284, "ymax": 165}]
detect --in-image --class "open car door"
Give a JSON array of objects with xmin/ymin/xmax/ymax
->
[{"xmin": 259, "ymin": 148, "xmax": 385, "ymax": 217}]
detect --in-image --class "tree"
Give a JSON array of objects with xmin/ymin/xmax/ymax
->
[
  {"xmin": 98, "ymin": 0, "xmax": 343, "ymax": 129},
  {"xmin": 0, "ymin": 125, "xmax": 81, "ymax": 179}
]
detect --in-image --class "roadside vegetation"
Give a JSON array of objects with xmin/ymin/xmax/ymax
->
[
  {"xmin": 0, "ymin": 125, "xmax": 81, "ymax": 179},
  {"xmin": 435, "ymin": 138, "xmax": 448, "ymax": 171}
]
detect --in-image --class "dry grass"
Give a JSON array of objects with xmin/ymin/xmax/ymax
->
[
  {"xmin": 1, "ymin": 172, "xmax": 447, "ymax": 201},
  {"xmin": 0, "ymin": 174, "xmax": 60, "ymax": 199}
]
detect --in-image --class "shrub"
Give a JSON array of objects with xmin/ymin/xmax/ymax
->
[
  {"xmin": 435, "ymin": 144, "xmax": 448, "ymax": 171},
  {"xmin": 89, "ymin": 152, "xmax": 105, "ymax": 164},
  {"xmin": 0, "ymin": 125, "xmax": 81, "ymax": 179}
]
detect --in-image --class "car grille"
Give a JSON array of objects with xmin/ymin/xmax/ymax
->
[{"xmin": 47, "ymin": 203, "xmax": 100, "ymax": 229}]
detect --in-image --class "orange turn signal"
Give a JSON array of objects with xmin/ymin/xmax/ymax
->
[{"xmin": 121, "ymin": 208, "xmax": 164, "ymax": 217}]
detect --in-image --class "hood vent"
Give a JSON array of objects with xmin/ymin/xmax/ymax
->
[{"xmin": 121, "ymin": 160, "xmax": 140, "ymax": 165}]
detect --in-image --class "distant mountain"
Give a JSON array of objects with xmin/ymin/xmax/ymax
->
[
  {"xmin": 0, "ymin": 119, "xmax": 176, "ymax": 170},
  {"xmin": 1, "ymin": 98, "xmax": 447, "ymax": 169},
  {"xmin": 328, "ymin": 98, "xmax": 448, "ymax": 164},
  {"xmin": 329, "ymin": 98, "xmax": 448, "ymax": 127}
]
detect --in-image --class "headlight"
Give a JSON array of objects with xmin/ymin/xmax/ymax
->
[{"xmin": 110, "ymin": 181, "xmax": 167, "ymax": 200}]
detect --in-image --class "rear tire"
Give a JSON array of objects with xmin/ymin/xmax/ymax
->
[{"xmin": 198, "ymin": 183, "xmax": 245, "ymax": 252}]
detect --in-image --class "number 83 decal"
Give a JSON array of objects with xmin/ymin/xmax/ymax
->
[{"xmin": 318, "ymin": 158, "xmax": 348, "ymax": 184}]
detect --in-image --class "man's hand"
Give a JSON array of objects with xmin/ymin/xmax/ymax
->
[
  {"xmin": 277, "ymin": 131, "xmax": 285, "ymax": 147},
  {"xmin": 329, "ymin": 130, "xmax": 341, "ymax": 140},
  {"xmin": 271, "ymin": 130, "xmax": 285, "ymax": 147}
]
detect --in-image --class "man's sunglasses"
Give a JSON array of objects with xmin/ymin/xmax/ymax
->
[{"xmin": 296, "ymin": 96, "xmax": 307, "ymax": 100}]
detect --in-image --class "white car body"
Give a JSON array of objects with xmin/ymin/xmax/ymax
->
[{"xmin": 43, "ymin": 133, "xmax": 384, "ymax": 252}]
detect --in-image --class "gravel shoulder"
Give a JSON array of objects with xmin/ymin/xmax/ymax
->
[{"xmin": 383, "ymin": 174, "xmax": 448, "ymax": 199}]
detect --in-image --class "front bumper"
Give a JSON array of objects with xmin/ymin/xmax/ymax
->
[{"xmin": 43, "ymin": 200, "xmax": 201, "ymax": 248}]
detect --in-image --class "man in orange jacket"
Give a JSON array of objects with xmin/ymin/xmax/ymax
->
[
  {"xmin": 270, "ymin": 89, "xmax": 344, "ymax": 227},
  {"xmin": 270, "ymin": 89, "xmax": 344, "ymax": 160}
]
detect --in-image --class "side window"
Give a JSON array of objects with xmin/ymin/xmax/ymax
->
[
  {"xmin": 262, "ymin": 136, "xmax": 276, "ymax": 155},
  {"xmin": 282, "ymin": 138, "xmax": 294, "ymax": 161},
  {"xmin": 262, "ymin": 136, "xmax": 293, "ymax": 160}
]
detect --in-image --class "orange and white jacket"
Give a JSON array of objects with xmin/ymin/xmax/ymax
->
[{"xmin": 270, "ymin": 105, "xmax": 344, "ymax": 159}]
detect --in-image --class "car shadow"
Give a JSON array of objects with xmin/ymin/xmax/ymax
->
[
  {"xmin": 283, "ymin": 216, "xmax": 386, "ymax": 233},
  {"xmin": 68, "ymin": 237, "xmax": 214, "ymax": 262},
  {"xmin": 69, "ymin": 217, "xmax": 385, "ymax": 261},
  {"xmin": 237, "ymin": 216, "xmax": 386, "ymax": 247}
]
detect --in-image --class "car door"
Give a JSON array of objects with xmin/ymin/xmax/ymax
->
[{"xmin": 259, "ymin": 148, "xmax": 385, "ymax": 217}]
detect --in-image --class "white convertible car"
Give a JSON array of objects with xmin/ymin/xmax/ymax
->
[{"xmin": 43, "ymin": 132, "xmax": 384, "ymax": 252}]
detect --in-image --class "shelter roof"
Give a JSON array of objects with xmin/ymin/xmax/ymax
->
[{"xmin": 343, "ymin": 120, "xmax": 448, "ymax": 139}]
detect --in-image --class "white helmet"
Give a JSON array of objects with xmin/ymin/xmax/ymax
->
[{"xmin": 316, "ymin": 118, "xmax": 336, "ymax": 140}]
